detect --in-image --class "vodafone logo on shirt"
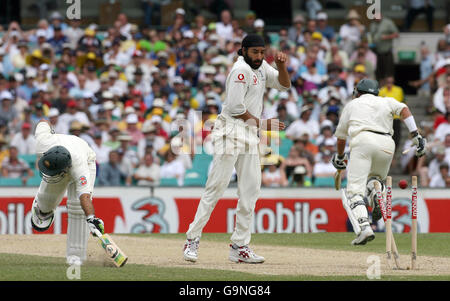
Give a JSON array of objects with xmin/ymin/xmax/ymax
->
[{"xmin": 235, "ymin": 73, "xmax": 246, "ymax": 83}]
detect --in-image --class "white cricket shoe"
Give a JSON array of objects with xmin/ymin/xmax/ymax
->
[
  {"xmin": 67, "ymin": 255, "xmax": 82, "ymax": 266},
  {"xmin": 30, "ymin": 199, "xmax": 55, "ymax": 232},
  {"xmin": 183, "ymin": 237, "xmax": 200, "ymax": 262},
  {"xmin": 229, "ymin": 244, "xmax": 265, "ymax": 264},
  {"xmin": 351, "ymin": 226, "xmax": 375, "ymax": 245}
]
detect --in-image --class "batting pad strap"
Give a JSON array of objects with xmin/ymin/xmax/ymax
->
[
  {"xmin": 404, "ymin": 116, "xmax": 418, "ymax": 133},
  {"xmin": 357, "ymin": 217, "xmax": 369, "ymax": 225},
  {"xmin": 350, "ymin": 200, "xmax": 366, "ymax": 210}
]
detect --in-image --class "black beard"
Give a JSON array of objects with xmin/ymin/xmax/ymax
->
[{"xmin": 243, "ymin": 53, "xmax": 262, "ymax": 69}]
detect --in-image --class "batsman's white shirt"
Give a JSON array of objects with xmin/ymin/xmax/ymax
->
[
  {"xmin": 334, "ymin": 94, "xmax": 407, "ymax": 197},
  {"xmin": 335, "ymin": 94, "xmax": 406, "ymax": 140},
  {"xmin": 35, "ymin": 121, "xmax": 96, "ymax": 198}
]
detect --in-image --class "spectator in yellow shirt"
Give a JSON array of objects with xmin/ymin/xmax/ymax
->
[{"xmin": 379, "ymin": 76, "xmax": 404, "ymax": 148}]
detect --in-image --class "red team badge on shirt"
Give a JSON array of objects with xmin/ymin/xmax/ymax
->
[
  {"xmin": 253, "ymin": 74, "xmax": 258, "ymax": 85},
  {"xmin": 79, "ymin": 176, "xmax": 87, "ymax": 186}
]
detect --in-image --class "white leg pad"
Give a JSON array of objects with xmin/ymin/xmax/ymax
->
[
  {"xmin": 342, "ymin": 189, "xmax": 362, "ymax": 235},
  {"xmin": 66, "ymin": 183, "xmax": 89, "ymax": 262}
]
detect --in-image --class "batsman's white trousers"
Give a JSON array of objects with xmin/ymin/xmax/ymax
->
[
  {"xmin": 35, "ymin": 162, "xmax": 96, "ymax": 261},
  {"xmin": 347, "ymin": 131, "xmax": 395, "ymax": 198},
  {"xmin": 186, "ymin": 116, "xmax": 261, "ymax": 246}
]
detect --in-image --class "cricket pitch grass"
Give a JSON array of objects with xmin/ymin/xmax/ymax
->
[{"xmin": 0, "ymin": 233, "xmax": 449, "ymax": 281}]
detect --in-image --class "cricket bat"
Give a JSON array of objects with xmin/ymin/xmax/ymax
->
[
  {"xmin": 334, "ymin": 170, "xmax": 343, "ymax": 190},
  {"xmin": 94, "ymin": 230, "xmax": 128, "ymax": 267}
]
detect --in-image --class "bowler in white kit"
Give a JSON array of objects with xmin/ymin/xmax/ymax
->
[
  {"xmin": 31, "ymin": 119, "xmax": 105, "ymax": 265},
  {"xmin": 183, "ymin": 34, "xmax": 290, "ymax": 263},
  {"xmin": 332, "ymin": 79, "xmax": 426, "ymax": 245}
]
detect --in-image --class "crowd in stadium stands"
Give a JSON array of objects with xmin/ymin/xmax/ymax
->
[{"xmin": 0, "ymin": 6, "xmax": 448, "ymax": 188}]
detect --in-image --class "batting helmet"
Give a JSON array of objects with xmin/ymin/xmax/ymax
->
[
  {"xmin": 38, "ymin": 145, "xmax": 72, "ymax": 179},
  {"xmin": 355, "ymin": 78, "xmax": 379, "ymax": 96}
]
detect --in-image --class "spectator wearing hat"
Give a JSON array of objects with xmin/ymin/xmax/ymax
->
[
  {"xmin": 117, "ymin": 133, "xmax": 140, "ymax": 168},
  {"xmin": 10, "ymin": 122, "xmax": 36, "ymax": 155},
  {"xmin": 138, "ymin": 121, "xmax": 166, "ymax": 159},
  {"xmin": 288, "ymin": 14, "xmax": 306, "ymax": 46},
  {"xmin": 77, "ymin": 27, "xmax": 102, "ymax": 53},
  {"xmin": 166, "ymin": 7, "xmax": 190, "ymax": 35},
  {"xmin": 47, "ymin": 108, "xmax": 65, "ymax": 134},
  {"xmin": 134, "ymin": 152, "xmax": 161, "ymax": 186},
  {"xmin": 338, "ymin": 9, "xmax": 365, "ymax": 56},
  {"xmin": 316, "ymin": 12, "xmax": 334, "ymax": 41},
  {"xmin": 0, "ymin": 90, "xmax": 19, "ymax": 127},
  {"xmin": 286, "ymin": 105, "xmax": 320, "ymax": 141},
  {"xmin": 17, "ymin": 71, "xmax": 38, "ymax": 102},
  {"xmin": 261, "ymin": 153, "xmax": 288, "ymax": 187},
  {"xmin": 346, "ymin": 64, "xmax": 368, "ymax": 95},
  {"xmin": 125, "ymin": 89, "xmax": 147, "ymax": 118},
  {"xmin": 124, "ymin": 113, "xmax": 144, "ymax": 146},
  {"xmin": 253, "ymin": 19, "xmax": 271, "ymax": 46},
  {"xmin": 1, "ymin": 145, "xmax": 34, "ymax": 185},
  {"xmin": 11, "ymin": 40, "xmax": 29, "ymax": 70}
]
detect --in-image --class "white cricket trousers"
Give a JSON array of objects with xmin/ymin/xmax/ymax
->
[
  {"xmin": 347, "ymin": 131, "xmax": 395, "ymax": 197},
  {"xmin": 186, "ymin": 116, "xmax": 261, "ymax": 246}
]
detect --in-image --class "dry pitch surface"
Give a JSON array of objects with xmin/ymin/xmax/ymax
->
[{"xmin": 1, "ymin": 234, "xmax": 449, "ymax": 277}]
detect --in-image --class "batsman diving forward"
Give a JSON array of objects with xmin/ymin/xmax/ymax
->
[
  {"xmin": 31, "ymin": 119, "xmax": 105, "ymax": 265},
  {"xmin": 183, "ymin": 34, "xmax": 290, "ymax": 263},
  {"xmin": 332, "ymin": 79, "xmax": 426, "ymax": 245}
]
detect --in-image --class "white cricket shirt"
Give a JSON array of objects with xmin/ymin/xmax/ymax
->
[
  {"xmin": 35, "ymin": 121, "xmax": 97, "ymax": 197},
  {"xmin": 334, "ymin": 94, "xmax": 407, "ymax": 140}
]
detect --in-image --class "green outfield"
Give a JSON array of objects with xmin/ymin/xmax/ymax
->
[{"xmin": 0, "ymin": 233, "xmax": 449, "ymax": 281}]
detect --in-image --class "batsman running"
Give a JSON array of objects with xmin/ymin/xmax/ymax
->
[
  {"xmin": 31, "ymin": 119, "xmax": 105, "ymax": 265},
  {"xmin": 183, "ymin": 34, "xmax": 290, "ymax": 263},
  {"xmin": 332, "ymin": 79, "xmax": 426, "ymax": 245}
]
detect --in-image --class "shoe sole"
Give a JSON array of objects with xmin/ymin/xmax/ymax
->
[
  {"xmin": 229, "ymin": 256, "xmax": 264, "ymax": 264},
  {"xmin": 183, "ymin": 254, "xmax": 197, "ymax": 262},
  {"xmin": 352, "ymin": 234, "xmax": 375, "ymax": 245}
]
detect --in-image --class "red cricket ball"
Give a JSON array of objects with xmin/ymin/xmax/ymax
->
[{"xmin": 398, "ymin": 179, "xmax": 408, "ymax": 189}]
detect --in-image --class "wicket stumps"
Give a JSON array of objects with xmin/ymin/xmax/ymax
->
[
  {"xmin": 377, "ymin": 176, "xmax": 418, "ymax": 270},
  {"xmin": 375, "ymin": 179, "xmax": 401, "ymax": 269}
]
